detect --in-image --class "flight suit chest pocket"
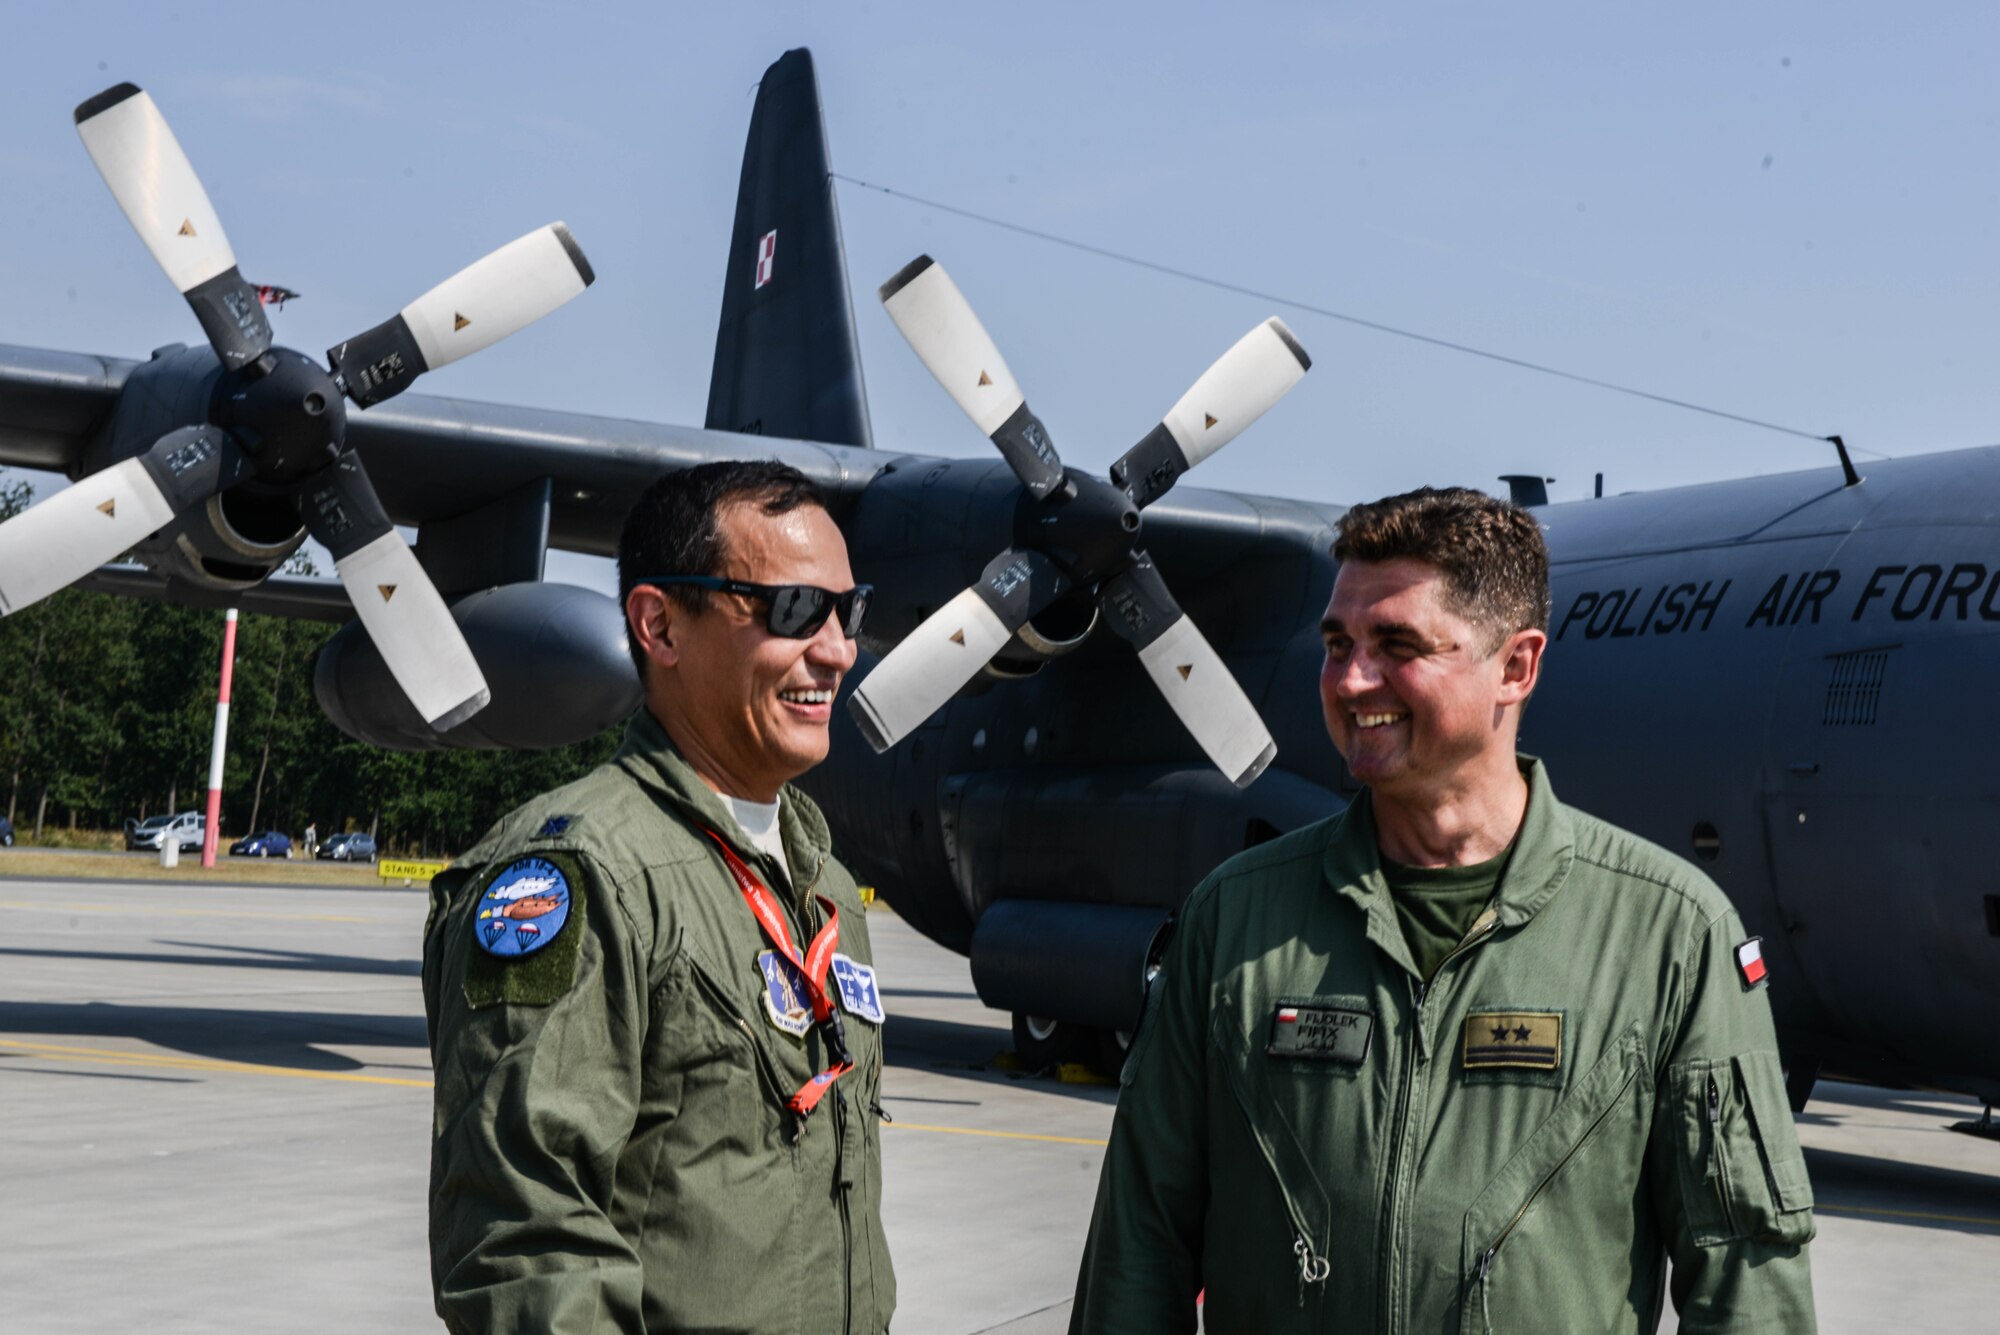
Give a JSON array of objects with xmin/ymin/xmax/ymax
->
[{"xmin": 1672, "ymin": 1052, "xmax": 1816, "ymax": 1247}]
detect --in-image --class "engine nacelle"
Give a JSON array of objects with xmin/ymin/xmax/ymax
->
[{"xmin": 316, "ymin": 581, "xmax": 640, "ymax": 750}]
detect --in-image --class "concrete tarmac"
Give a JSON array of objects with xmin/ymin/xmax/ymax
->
[{"xmin": 0, "ymin": 872, "xmax": 1993, "ymax": 1332}]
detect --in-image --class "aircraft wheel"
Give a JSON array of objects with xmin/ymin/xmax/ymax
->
[{"xmin": 1011, "ymin": 1012, "xmax": 1092, "ymax": 1071}]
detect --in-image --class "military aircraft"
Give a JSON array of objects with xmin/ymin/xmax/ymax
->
[{"xmin": 0, "ymin": 52, "xmax": 1994, "ymax": 1117}]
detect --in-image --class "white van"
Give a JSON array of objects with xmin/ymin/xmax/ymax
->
[{"xmin": 125, "ymin": 811, "xmax": 206, "ymax": 852}]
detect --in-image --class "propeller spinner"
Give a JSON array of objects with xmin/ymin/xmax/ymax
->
[
  {"xmin": 850, "ymin": 256, "xmax": 1309, "ymax": 788},
  {"xmin": 0, "ymin": 83, "xmax": 596, "ymax": 732}
]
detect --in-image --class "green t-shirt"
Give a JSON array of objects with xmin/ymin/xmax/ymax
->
[{"xmin": 1381, "ymin": 843, "xmax": 1514, "ymax": 982}]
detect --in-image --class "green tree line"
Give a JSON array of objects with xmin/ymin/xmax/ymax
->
[{"xmin": 0, "ymin": 479, "xmax": 619, "ymax": 855}]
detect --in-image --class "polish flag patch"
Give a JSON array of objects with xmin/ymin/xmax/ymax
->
[
  {"xmin": 1735, "ymin": 937, "xmax": 1768, "ymax": 989},
  {"xmin": 754, "ymin": 229, "xmax": 777, "ymax": 289},
  {"xmin": 1277, "ymin": 1006, "xmax": 1299, "ymax": 1024}
]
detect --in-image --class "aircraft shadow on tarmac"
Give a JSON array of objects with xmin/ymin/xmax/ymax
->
[
  {"xmin": 0, "ymin": 999, "xmax": 427, "ymax": 1071},
  {"xmin": 0, "ymin": 942, "xmax": 420, "ymax": 977},
  {"xmin": 880, "ymin": 1012, "xmax": 1122, "ymax": 1107},
  {"xmin": 1802, "ymin": 1146, "xmax": 2000, "ymax": 1236}
]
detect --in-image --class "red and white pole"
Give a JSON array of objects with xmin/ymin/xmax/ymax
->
[{"xmin": 200, "ymin": 608, "xmax": 239, "ymax": 869}]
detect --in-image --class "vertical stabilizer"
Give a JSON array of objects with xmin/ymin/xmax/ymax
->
[{"xmin": 706, "ymin": 49, "xmax": 873, "ymax": 449}]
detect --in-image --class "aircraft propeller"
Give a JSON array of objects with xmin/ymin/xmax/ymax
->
[
  {"xmin": 0, "ymin": 83, "xmax": 595, "ymax": 732},
  {"xmin": 849, "ymin": 256, "xmax": 1309, "ymax": 787}
]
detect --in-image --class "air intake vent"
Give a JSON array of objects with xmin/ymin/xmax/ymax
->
[{"xmin": 1823, "ymin": 648, "xmax": 1892, "ymax": 726}]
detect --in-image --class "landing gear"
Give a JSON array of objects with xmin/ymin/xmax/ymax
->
[{"xmin": 1010, "ymin": 1012, "xmax": 1094, "ymax": 1071}]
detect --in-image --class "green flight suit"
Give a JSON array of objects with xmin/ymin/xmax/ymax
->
[
  {"xmin": 423, "ymin": 709, "xmax": 895, "ymax": 1334},
  {"xmin": 1073, "ymin": 759, "xmax": 1815, "ymax": 1334}
]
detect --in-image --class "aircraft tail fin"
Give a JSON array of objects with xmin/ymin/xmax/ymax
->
[{"xmin": 705, "ymin": 48, "xmax": 873, "ymax": 449}]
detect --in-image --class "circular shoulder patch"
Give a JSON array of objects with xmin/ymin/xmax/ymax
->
[{"xmin": 474, "ymin": 857, "xmax": 573, "ymax": 959}]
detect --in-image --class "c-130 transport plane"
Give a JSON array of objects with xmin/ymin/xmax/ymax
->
[{"xmin": 0, "ymin": 51, "xmax": 1994, "ymax": 1118}]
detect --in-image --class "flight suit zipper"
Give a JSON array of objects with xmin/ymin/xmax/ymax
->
[
  {"xmin": 1470, "ymin": 1058, "xmax": 1641, "ymax": 1335},
  {"xmin": 1376, "ymin": 912, "xmax": 1497, "ymax": 1334},
  {"xmin": 1705, "ymin": 1072, "xmax": 1737, "ymax": 1238}
]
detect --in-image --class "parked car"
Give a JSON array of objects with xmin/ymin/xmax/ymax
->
[
  {"xmin": 124, "ymin": 812, "xmax": 205, "ymax": 852},
  {"xmin": 229, "ymin": 831, "xmax": 292, "ymax": 858},
  {"xmin": 318, "ymin": 832, "xmax": 377, "ymax": 863},
  {"xmin": 0, "ymin": 815, "xmax": 12, "ymax": 847}
]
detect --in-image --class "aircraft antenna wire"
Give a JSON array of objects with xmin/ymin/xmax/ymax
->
[{"xmin": 832, "ymin": 172, "xmax": 1844, "ymax": 450}]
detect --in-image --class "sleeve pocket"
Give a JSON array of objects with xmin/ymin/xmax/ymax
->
[{"xmin": 1673, "ymin": 1052, "xmax": 1816, "ymax": 1247}]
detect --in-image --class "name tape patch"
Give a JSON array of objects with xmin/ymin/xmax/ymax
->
[
  {"xmin": 474, "ymin": 857, "xmax": 572, "ymax": 959},
  {"xmin": 830, "ymin": 952, "xmax": 885, "ymax": 1025},
  {"xmin": 1267, "ymin": 1002, "xmax": 1373, "ymax": 1064},
  {"xmin": 1463, "ymin": 1011, "xmax": 1563, "ymax": 1072}
]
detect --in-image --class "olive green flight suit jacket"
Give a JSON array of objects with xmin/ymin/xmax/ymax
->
[
  {"xmin": 1073, "ymin": 759, "xmax": 1815, "ymax": 1334},
  {"xmin": 423, "ymin": 709, "xmax": 895, "ymax": 1334}
]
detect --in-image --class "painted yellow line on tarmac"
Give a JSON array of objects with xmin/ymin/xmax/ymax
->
[
  {"xmin": 885, "ymin": 1120, "xmax": 1108, "ymax": 1147},
  {"xmin": 0, "ymin": 899, "xmax": 375, "ymax": 924},
  {"xmin": 1817, "ymin": 1201, "xmax": 2000, "ymax": 1229},
  {"xmin": 0, "ymin": 1040, "xmax": 432, "ymax": 1089}
]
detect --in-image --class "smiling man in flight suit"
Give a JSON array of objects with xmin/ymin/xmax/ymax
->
[
  {"xmin": 423, "ymin": 460, "xmax": 894, "ymax": 1333},
  {"xmin": 1072, "ymin": 486, "xmax": 1816, "ymax": 1333}
]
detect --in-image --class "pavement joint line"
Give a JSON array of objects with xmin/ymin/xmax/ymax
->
[
  {"xmin": 1815, "ymin": 1201, "xmax": 2000, "ymax": 1229},
  {"xmin": 0, "ymin": 899, "xmax": 377, "ymax": 924},
  {"xmin": 0, "ymin": 1040, "xmax": 433, "ymax": 1089},
  {"xmin": 884, "ymin": 1120, "xmax": 1108, "ymax": 1147}
]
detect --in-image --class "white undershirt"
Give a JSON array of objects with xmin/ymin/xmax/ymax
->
[{"xmin": 725, "ymin": 795, "xmax": 791, "ymax": 886}]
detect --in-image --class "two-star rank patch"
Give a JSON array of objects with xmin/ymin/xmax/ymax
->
[
  {"xmin": 830, "ymin": 953, "xmax": 885, "ymax": 1025},
  {"xmin": 758, "ymin": 950, "xmax": 814, "ymax": 1038},
  {"xmin": 1267, "ymin": 1001, "xmax": 1373, "ymax": 1064},
  {"xmin": 1735, "ymin": 937, "xmax": 1768, "ymax": 990},
  {"xmin": 1463, "ymin": 1011, "xmax": 1563, "ymax": 1072}
]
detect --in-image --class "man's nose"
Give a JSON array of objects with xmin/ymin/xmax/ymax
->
[
  {"xmin": 1330, "ymin": 649, "xmax": 1382, "ymax": 697},
  {"xmin": 806, "ymin": 614, "xmax": 858, "ymax": 671}
]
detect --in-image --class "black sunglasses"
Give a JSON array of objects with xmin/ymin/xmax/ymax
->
[{"xmin": 640, "ymin": 575, "xmax": 873, "ymax": 639}]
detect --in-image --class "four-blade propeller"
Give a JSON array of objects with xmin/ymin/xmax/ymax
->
[
  {"xmin": 851, "ymin": 255, "xmax": 1310, "ymax": 787},
  {"xmin": 0, "ymin": 83, "xmax": 595, "ymax": 732}
]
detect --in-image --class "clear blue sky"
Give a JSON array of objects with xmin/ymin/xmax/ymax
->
[{"xmin": 3, "ymin": 2, "xmax": 1996, "ymax": 593}]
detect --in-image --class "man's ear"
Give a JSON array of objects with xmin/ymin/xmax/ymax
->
[
  {"xmin": 1496, "ymin": 627, "xmax": 1546, "ymax": 706},
  {"xmin": 625, "ymin": 585, "xmax": 682, "ymax": 671}
]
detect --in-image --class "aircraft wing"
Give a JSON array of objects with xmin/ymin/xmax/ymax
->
[{"xmin": 0, "ymin": 342, "xmax": 1339, "ymax": 583}]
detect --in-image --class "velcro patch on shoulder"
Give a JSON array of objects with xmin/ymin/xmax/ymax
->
[
  {"xmin": 534, "ymin": 815, "xmax": 576, "ymax": 839},
  {"xmin": 463, "ymin": 852, "xmax": 587, "ymax": 1009},
  {"xmin": 1463, "ymin": 1011, "xmax": 1563, "ymax": 1071},
  {"xmin": 1267, "ymin": 1000, "xmax": 1373, "ymax": 1064}
]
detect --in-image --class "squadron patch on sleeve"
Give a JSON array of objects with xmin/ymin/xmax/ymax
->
[
  {"xmin": 830, "ymin": 952, "xmax": 886, "ymax": 1025},
  {"xmin": 462, "ymin": 852, "xmax": 588, "ymax": 1009}
]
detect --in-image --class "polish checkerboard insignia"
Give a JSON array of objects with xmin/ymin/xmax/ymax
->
[
  {"xmin": 474, "ymin": 857, "xmax": 572, "ymax": 959},
  {"xmin": 1735, "ymin": 937, "xmax": 1768, "ymax": 989},
  {"xmin": 830, "ymin": 953, "xmax": 885, "ymax": 1025}
]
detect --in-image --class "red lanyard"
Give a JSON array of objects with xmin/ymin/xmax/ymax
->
[{"xmin": 704, "ymin": 829, "xmax": 853, "ymax": 1117}]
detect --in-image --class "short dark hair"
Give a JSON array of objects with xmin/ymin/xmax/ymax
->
[
  {"xmin": 617, "ymin": 460, "xmax": 828, "ymax": 675},
  {"xmin": 1332, "ymin": 486, "xmax": 1549, "ymax": 652}
]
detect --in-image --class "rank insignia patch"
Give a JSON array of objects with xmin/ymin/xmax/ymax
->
[
  {"xmin": 830, "ymin": 953, "xmax": 885, "ymax": 1025},
  {"xmin": 758, "ymin": 950, "xmax": 813, "ymax": 1037},
  {"xmin": 1267, "ymin": 1001, "xmax": 1373, "ymax": 1064},
  {"xmin": 1463, "ymin": 1011, "xmax": 1563, "ymax": 1071},
  {"xmin": 1735, "ymin": 937, "xmax": 1768, "ymax": 990},
  {"xmin": 474, "ymin": 857, "xmax": 572, "ymax": 959},
  {"xmin": 535, "ymin": 815, "xmax": 573, "ymax": 839}
]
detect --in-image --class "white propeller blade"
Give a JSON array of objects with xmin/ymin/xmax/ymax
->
[
  {"xmin": 400, "ymin": 223, "xmax": 595, "ymax": 373},
  {"xmin": 74, "ymin": 84, "xmax": 236, "ymax": 296},
  {"xmin": 849, "ymin": 549, "xmax": 1071, "ymax": 753},
  {"xmin": 880, "ymin": 256, "xmax": 1065, "ymax": 499},
  {"xmin": 1101, "ymin": 556, "xmax": 1275, "ymax": 788},
  {"xmin": 1113, "ymin": 317, "xmax": 1311, "ymax": 509},
  {"xmin": 0, "ymin": 456, "xmax": 176, "ymax": 615},
  {"xmin": 333, "ymin": 532, "xmax": 490, "ymax": 732}
]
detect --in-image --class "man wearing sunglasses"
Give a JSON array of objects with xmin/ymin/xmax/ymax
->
[{"xmin": 423, "ymin": 460, "xmax": 894, "ymax": 1334}]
